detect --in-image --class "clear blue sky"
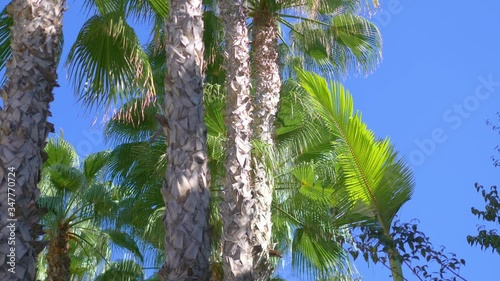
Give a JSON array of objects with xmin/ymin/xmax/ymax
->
[{"xmin": 40, "ymin": 0, "xmax": 500, "ymax": 280}]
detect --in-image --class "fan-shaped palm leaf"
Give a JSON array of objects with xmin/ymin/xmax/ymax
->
[{"xmin": 66, "ymin": 10, "xmax": 155, "ymax": 110}]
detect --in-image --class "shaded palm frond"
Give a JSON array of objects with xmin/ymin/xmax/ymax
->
[
  {"xmin": 66, "ymin": 11, "xmax": 155, "ymax": 111},
  {"xmin": 0, "ymin": 7, "xmax": 12, "ymax": 86}
]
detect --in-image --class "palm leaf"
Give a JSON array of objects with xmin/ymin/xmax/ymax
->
[
  {"xmin": 94, "ymin": 259, "xmax": 144, "ymax": 281},
  {"xmin": 43, "ymin": 137, "xmax": 79, "ymax": 168},
  {"xmin": 66, "ymin": 11, "xmax": 155, "ymax": 111},
  {"xmin": 0, "ymin": 7, "xmax": 12, "ymax": 86},
  {"xmin": 83, "ymin": 150, "xmax": 110, "ymax": 182},
  {"xmin": 296, "ymin": 70, "xmax": 414, "ymax": 231},
  {"xmin": 288, "ymin": 13, "xmax": 382, "ymax": 79},
  {"xmin": 103, "ymin": 229, "xmax": 144, "ymax": 262}
]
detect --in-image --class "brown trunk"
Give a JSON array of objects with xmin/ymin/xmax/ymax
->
[
  {"xmin": 250, "ymin": 9, "xmax": 281, "ymax": 281},
  {"xmin": 158, "ymin": 0, "xmax": 211, "ymax": 280},
  {"xmin": 0, "ymin": 0, "xmax": 64, "ymax": 280},
  {"xmin": 220, "ymin": 0, "xmax": 254, "ymax": 280},
  {"xmin": 45, "ymin": 223, "xmax": 70, "ymax": 281}
]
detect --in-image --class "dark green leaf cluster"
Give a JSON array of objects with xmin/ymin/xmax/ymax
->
[
  {"xmin": 350, "ymin": 219, "xmax": 467, "ymax": 281},
  {"xmin": 468, "ymin": 183, "xmax": 500, "ymax": 254}
]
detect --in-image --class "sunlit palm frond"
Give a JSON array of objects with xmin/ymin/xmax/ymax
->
[
  {"xmin": 296, "ymin": 70, "xmax": 414, "ymax": 231},
  {"xmin": 83, "ymin": 150, "xmax": 111, "ymax": 183},
  {"xmin": 43, "ymin": 137, "xmax": 79, "ymax": 168}
]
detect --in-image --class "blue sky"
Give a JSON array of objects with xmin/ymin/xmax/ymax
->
[{"xmin": 21, "ymin": 0, "xmax": 500, "ymax": 280}]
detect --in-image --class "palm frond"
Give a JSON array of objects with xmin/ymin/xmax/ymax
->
[
  {"xmin": 83, "ymin": 150, "xmax": 111, "ymax": 183},
  {"xmin": 94, "ymin": 259, "xmax": 144, "ymax": 281},
  {"xmin": 296, "ymin": 70, "xmax": 414, "ymax": 230},
  {"xmin": 66, "ymin": 11, "xmax": 155, "ymax": 111},
  {"xmin": 103, "ymin": 229, "xmax": 144, "ymax": 261},
  {"xmin": 43, "ymin": 137, "xmax": 79, "ymax": 168},
  {"xmin": 0, "ymin": 7, "xmax": 12, "ymax": 86},
  {"xmin": 287, "ymin": 13, "xmax": 382, "ymax": 79}
]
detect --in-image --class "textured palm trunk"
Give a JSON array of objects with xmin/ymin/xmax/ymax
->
[
  {"xmin": 45, "ymin": 223, "xmax": 70, "ymax": 281},
  {"xmin": 250, "ymin": 9, "xmax": 281, "ymax": 281},
  {"xmin": 158, "ymin": 0, "xmax": 211, "ymax": 280},
  {"xmin": 0, "ymin": 1, "xmax": 64, "ymax": 280},
  {"xmin": 220, "ymin": 1, "xmax": 254, "ymax": 280}
]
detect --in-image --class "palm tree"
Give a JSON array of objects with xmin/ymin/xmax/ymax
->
[
  {"xmin": 295, "ymin": 70, "xmax": 414, "ymax": 281},
  {"xmin": 103, "ymin": 80, "xmax": 372, "ymax": 280},
  {"xmin": 36, "ymin": 137, "xmax": 143, "ymax": 281},
  {"xmin": 0, "ymin": 1, "xmax": 65, "ymax": 279},
  {"xmin": 219, "ymin": 0, "xmax": 255, "ymax": 280},
  {"xmin": 159, "ymin": 0, "xmax": 211, "ymax": 280},
  {"xmin": 247, "ymin": 2, "xmax": 383, "ymax": 277}
]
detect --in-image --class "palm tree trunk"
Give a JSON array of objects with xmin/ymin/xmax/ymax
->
[
  {"xmin": 45, "ymin": 223, "xmax": 70, "ymax": 281},
  {"xmin": 0, "ymin": 1, "xmax": 64, "ymax": 280},
  {"xmin": 158, "ymin": 0, "xmax": 211, "ymax": 280},
  {"xmin": 219, "ymin": 1, "xmax": 254, "ymax": 280},
  {"xmin": 388, "ymin": 248, "xmax": 405, "ymax": 281},
  {"xmin": 250, "ymin": 9, "xmax": 281, "ymax": 281}
]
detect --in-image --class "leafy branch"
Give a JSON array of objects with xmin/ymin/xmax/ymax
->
[
  {"xmin": 468, "ymin": 183, "xmax": 500, "ymax": 254},
  {"xmin": 349, "ymin": 219, "xmax": 467, "ymax": 281}
]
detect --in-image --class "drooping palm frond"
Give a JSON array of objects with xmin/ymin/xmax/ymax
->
[
  {"xmin": 66, "ymin": 10, "xmax": 155, "ymax": 111},
  {"xmin": 94, "ymin": 259, "xmax": 144, "ymax": 281},
  {"xmin": 0, "ymin": 7, "xmax": 12, "ymax": 87},
  {"xmin": 285, "ymin": 12, "xmax": 382, "ymax": 80},
  {"xmin": 105, "ymin": 98, "xmax": 161, "ymax": 145}
]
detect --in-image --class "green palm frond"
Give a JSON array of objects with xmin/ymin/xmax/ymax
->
[
  {"xmin": 94, "ymin": 259, "xmax": 144, "ymax": 281},
  {"xmin": 105, "ymin": 98, "xmax": 161, "ymax": 145},
  {"xmin": 203, "ymin": 10, "xmax": 225, "ymax": 84},
  {"xmin": 292, "ymin": 227, "xmax": 345, "ymax": 278},
  {"xmin": 103, "ymin": 229, "xmax": 144, "ymax": 262},
  {"xmin": 43, "ymin": 137, "xmax": 79, "ymax": 168},
  {"xmin": 83, "ymin": 150, "xmax": 111, "ymax": 183},
  {"xmin": 106, "ymin": 141, "xmax": 165, "ymax": 192},
  {"xmin": 287, "ymin": 13, "xmax": 382, "ymax": 79},
  {"xmin": 296, "ymin": 70, "xmax": 414, "ymax": 231},
  {"xmin": 272, "ymin": 189, "xmax": 358, "ymax": 278},
  {"xmin": 46, "ymin": 164, "xmax": 85, "ymax": 193},
  {"xmin": 66, "ymin": 11, "xmax": 155, "ymax": 111},
  {"xmin": 0, "ymin": 7, "xmax": 12, "ymax": 86}
]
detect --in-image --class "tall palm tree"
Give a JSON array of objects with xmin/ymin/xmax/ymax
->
[
  {"xmin": 219, "ymin": 0, "xmax": 256, "ymax": 280},
  {"xmin": 247, "ymin": 2, "xmax": 383, "ymax": 277},
  {"xmin": 0, "ymin": 1, "xmax": 65, "ymax": 279},
  {"xmin": 159, "ymin": 0, "xmax": 211, "ymax": 280},
  {"xmin": 36, "ymin": 137, "xmax": 143, "ymax": 281}
]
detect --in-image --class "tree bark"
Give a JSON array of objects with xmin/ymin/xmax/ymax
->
[
  {"xmin": 250, "ymin": 9, "xmax": 281, "ymax": 281},
  {"xmin": 45, "ymin": 223, "xmax": 70, "ymax": 281},
  {"xmin": 220, "ymin": 1, "xmax": 254, "ymax": 280},
  {"xmin": 158, "ymin": 0, "xmax": 211, "ymax": 280},
  {"xmin": 0, "ymin": 1, "xmax": 64, "ymax": 280}
]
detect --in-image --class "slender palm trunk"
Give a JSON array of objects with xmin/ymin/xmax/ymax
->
[
  {"xmin": 388, "ymin": 248, "xmax": 404, "ymax": 281},
  {"xmin": 0, "ymin": 1, "xmax": 64, "ymax": 280},
  {"xmin": 250, "ymin": 9, "xmax": 281, "ymax": 280},
  {"xmin": 220, "ymin": 1, "xmax": 254, "ymax": 280},
  {"xmin": 45, "ymin": 223, "xmax": 70, "ymax": 281},
  {"xmin": 158, "ymin": 0, "xmax": 211, "ymax": 280}
]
